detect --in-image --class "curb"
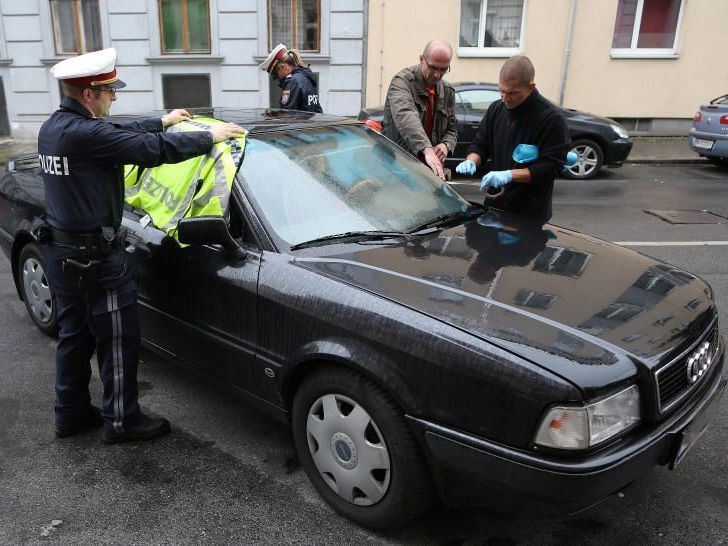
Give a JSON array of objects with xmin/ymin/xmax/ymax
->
[{"xmin": 625, "ymin": 158, "xmax": 707, "ymax": 165}]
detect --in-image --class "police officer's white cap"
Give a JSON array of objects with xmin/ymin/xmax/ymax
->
[
  {"xmin": 259, "ymin": 43, "xmax": 288, "ymax": 74},
  {"xmin": 50, "ymin": 48, "xmax": 127, "ymax": 89}
]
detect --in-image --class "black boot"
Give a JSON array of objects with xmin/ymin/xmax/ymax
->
[
  {"xmin": 102, "ymin": 414, "xmax": 171, "ymax": 444},
  {"xmin": 55, "ymin": 406, "xmax": 104, "ymax": 438}
]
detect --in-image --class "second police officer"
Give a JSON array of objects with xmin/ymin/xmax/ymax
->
[
  {"xmin": 260, "ymin": 43, "xmax": 323, "ymax": 113},
  {"xmin": 39, "ymin": 48, "xmax": 245, "ymax": 443}
]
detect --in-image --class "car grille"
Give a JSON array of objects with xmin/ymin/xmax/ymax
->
[{"xmin": 655, "ymin": 321, "xmax": 721, "ymax": 413}]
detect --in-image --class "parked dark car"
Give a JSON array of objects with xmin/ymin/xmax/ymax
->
[
  {"xmin": 359, "ymin": 82, "xmax": 633, "ymax": 179},
  {"xmin": 0, "ymin": 110, "xmax": 724, "ymax": 530},
  {"xmin": 689, "ymin": 93, "xmax": 728, "ymax": 165}
]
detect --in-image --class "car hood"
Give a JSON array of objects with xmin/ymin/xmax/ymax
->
[{"xmin": 296, "ymin": 217, "xmax": 715, "ymax": 391}]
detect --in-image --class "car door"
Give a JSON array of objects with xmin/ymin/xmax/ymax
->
[
  {"xmin": 454, "ymin": 92, "xmax": 474, "ymax": 160},
  {"xmin": 455, "ymin": 88, "xmax": 501, "ymax": 159},
  {"xmin": 121, "ymin": 198, "xmax": 262, "ymax": 393}
]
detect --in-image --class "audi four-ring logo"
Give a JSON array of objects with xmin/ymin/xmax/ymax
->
[{"xmin": 686, "ymin": 340, "xmax": 713, "ymax": 384}]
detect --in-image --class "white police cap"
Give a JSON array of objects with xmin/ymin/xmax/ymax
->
[
  {"xmin": 50, "ymin": 48, "xmax": 126, "ymax": 88},
  {"xmin": 259, "ymin": 43, "xmax": 288, "ymax": 74}
]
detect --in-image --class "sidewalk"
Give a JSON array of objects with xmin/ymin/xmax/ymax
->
[
  {"xmin": 627, "ymin": 136, "xmax": 701, "ymax": 164},
  {"xmin": 0, "ymin": 135, "xmax": 704, "ymax": 167}
]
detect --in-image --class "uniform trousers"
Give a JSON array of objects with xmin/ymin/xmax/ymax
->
[{"xmin": 41, "ymin": 242, "xmax": 141, "ymax": 433}]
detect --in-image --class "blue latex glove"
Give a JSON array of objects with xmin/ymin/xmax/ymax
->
[
  {"xmin": 512, "ymin": 144, "xmax": 539, "ymax": 164},
  {"xmin": 497, "ymin": 231, "xmax": 522, "ymax": 245},
  {"xmin": 480, "ymin": 170, "xmax": 512, "ymax": 191},
  {"xmin": 562, "ymin": 151, "xmax": 578, "ymax": 173},
  {"xmin": 544, "ymin": 229, "xmax": 557, "ymax": 240},
  {"xmin": 455, "ymin": 159, "xmax": 476, "ymax": 175},
  {"xmin": 477, "ymin": 214, "xmax": 503, "ymax": 229}
]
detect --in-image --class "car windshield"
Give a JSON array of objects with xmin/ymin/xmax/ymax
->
[{"xmin": 238, "ymin": 125, "xmax": 470, "ymax": 247}]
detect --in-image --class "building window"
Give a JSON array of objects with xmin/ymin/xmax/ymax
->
[
  {"xmin": 162, "ymin": 74, "xmax": 211, "ymax": 109},
  {"xmin": 595, "ymin": 302, "xmax": 644, "ymax": 323},
  {"xmin": 50, "ymin": 0, "xmax": 103, "ymax": 55},
  {"xmin": 458, "ymin": 0, "xmax": 525, "ymax": 57},
  {"xmin": 514, "ymin": 289, "xmax": 556, "ymax": 310},
  {"xmin": 532, "ymin": 247, "xmax": 590, "ymax": 277},
  {"xmin": 611, "ymin": 0, "xmax": 684, "ymax": 58},
  {"xmin": 159, "ymin": 0, "xmax": 211, "ymax": 54},
  {"xmin": 269, "ymin": 0, "xmax": 321, "ymax": 53}
]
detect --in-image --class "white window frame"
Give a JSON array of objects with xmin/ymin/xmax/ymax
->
[
  {"xmin": 457, "ymin": 0, "xmax": 527, "ymax": 58},
  {"xmin": 610, "ymin": 0, "xmax": 685, "ymax": 59}
]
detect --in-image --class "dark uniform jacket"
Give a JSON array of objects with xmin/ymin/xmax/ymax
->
[
  {"xmin": 279, "ymin": 67, "xmax": 323, "ymax": 113},
  {"xmin": 468, "ymin": 89, "xmax": 569, "ymax": 222},
  {"xmin": 38, "ymin": 97, "xmax": 214, "ymax": 233},
  {"xmin": 381, "ymin": 65, "xmax": 458, "ymax": 158}
]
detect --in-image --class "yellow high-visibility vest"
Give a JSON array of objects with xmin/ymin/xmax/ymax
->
[{"xmin": 124, "ymin": 117, "xmax": 247, "ymax": 241}]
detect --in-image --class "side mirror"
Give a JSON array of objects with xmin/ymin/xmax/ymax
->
[{"xmin": 177, "ymin": 216, "xmax": 247, "ymax": 260}]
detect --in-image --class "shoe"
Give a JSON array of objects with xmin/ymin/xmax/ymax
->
[
  {"xmin": 55, "ymin": 406, "xmax": 103, "ymax": 438},
  {"xmin": 102, "ymin": 414, "xmax": 170, "ymax": 444}
]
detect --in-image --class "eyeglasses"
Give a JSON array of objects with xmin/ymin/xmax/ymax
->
[
  {"xmin": 423, "ymin": 58, "xmax": 450, "ymax": 74},
  {"xmin": 92, "ymin": 87, "xmax": 116, "ymax": 97}
]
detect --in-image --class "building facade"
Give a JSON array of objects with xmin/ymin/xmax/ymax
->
[
  {"xmin": 0, "ymin": 0, "xmax": 367, "ymax": 139},
  {"xmin": 366, "ymin": 0, "xmax": 728, "ymax": 134}
]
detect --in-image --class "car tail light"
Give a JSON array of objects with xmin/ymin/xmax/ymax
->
[
  {"xmin": 362, "ymin": 119, "xmax": 383, "ymax": 132},
  {"xmin": 693, "ymin": 112, "xmax": 702, "ymax": 122},
  {"xmin": 720, "ymin": 115, "xmax": 728, "ymax": 125}
]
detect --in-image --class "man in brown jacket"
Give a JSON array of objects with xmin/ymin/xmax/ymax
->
[{"xmin": 382, "ymin": 40, "xmax": 458, "ymax": 180}]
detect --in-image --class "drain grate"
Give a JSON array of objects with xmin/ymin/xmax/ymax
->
[{"xmin": 645, "ymin": 209, "xmax": 728, "ymax": 224}]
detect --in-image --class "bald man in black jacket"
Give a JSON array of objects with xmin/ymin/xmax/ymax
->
[{"xmin": 457, "ymin": 56, "xmax": 569, "ymax": 223}]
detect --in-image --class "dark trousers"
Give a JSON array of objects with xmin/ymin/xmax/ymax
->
[{"xmin": 41, "ymin": 242, "xmax": 141, "ymax": 433}]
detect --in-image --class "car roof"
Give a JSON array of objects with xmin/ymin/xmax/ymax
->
[
  {"xmin": 452, "ymin": 82, "xmax": 498, "ymax": 89},
  {"xmin": 106, "ymin": 108, "xmax": 358, "ymax": 135}
]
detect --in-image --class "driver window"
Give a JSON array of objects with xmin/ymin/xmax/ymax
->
[
  {"xmin": 455, "ymin": 93, "xmax": 469, "ymax": 116},
  {"xmin": 459, "ymin": 89, "xmax": 501, "ymax": 116}
]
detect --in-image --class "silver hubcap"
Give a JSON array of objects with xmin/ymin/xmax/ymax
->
[
  {"xmin": 306, "ymin": 393, "xmax": 391, "ymax": 506},
  {"xmin": 22, "ymin": 257, "xmax": 53, "ymax": 324},
  {"xmin": 568, "ymin": 144, "xmax": 599, "ymax": 177}
]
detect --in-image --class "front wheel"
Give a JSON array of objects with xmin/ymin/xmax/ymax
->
[
  {"xmin": 564, "ymin": 139, "xmax": 604, "ymax": 180},
  {"xmin": 18, "ymin": 243, "xmax": 57, "ymax": 337},
  {"xmin": 292, "ymin": 367, "xmax": 433, "ymax": 529}
]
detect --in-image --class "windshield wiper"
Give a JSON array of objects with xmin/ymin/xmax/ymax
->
[
  {"xmin": 290, "ymin": 230, "xmax": 408, "ymax": 250},
  {"xmin": 406, "ymin": 208, "xmax": 482, "ymax": 234}
]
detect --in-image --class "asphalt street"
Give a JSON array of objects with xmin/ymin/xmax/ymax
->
[{"xmin": 2, "ymin": 163, "xmax": 728, "ymax": 544}]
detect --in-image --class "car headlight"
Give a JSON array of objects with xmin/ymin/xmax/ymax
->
[
  {"xmin": 610, "ymin": 124, "xmax": 630, "ymax": 139},
  {"xmin": 534, "ymin": 385, "xmax": 641, "ymax": 450}
]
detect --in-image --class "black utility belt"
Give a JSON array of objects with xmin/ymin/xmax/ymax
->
[{"xmin": 48, "ymin": 226, "xmax": 123, "ymax": 252}]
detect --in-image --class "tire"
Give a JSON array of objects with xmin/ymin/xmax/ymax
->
[
  {"xmin": 292, "ymin": 366, "xmax": 434, "ymax": 529},
  {"xmin": 564, "ymin": 139, "xmax": 604, "ymax": 180},
  {"xmin": 18, "ymin": 243, "xmax": 58, "ymax": 337}
]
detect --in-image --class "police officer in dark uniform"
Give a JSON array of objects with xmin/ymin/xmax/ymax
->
[
  {"xmin": 260, "ymin": 43, "xmax": 323, "ymax": 113},
  {"xmin": 39, "ymin": 48, "xmax": 245, "ymax": 443}
]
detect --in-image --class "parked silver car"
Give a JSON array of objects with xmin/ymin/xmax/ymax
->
[{"xmin": 689, "ymin": 93, "xmax": 728, "ymax": 165}]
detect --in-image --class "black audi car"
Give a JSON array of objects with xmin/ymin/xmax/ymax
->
[
  {"xmin": 359, "ymin": 82, "xmax": 634, "ymax": 179},
  {"xmin": 0, "ymin": 109, "xmax": 723, "ymax": 530}
]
